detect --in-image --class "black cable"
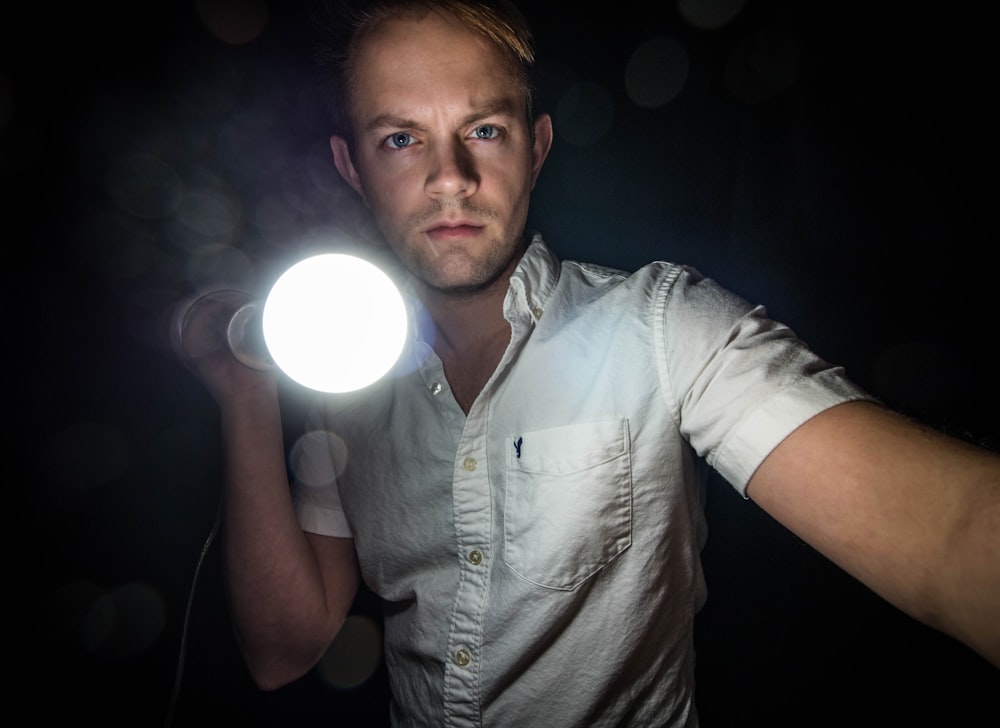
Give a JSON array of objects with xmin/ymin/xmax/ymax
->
[{"xmin": 164, "ymin": 498, "xmax": 223, "ymax": 728}]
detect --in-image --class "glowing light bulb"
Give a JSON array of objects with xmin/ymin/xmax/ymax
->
[{"xmin": 261, "ymin": 253, "xmax": 408, "ymax": 393}]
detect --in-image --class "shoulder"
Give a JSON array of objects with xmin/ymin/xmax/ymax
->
[{"xmin": 557, "ymin": 258, "xmax": 701, "ymax": 304}]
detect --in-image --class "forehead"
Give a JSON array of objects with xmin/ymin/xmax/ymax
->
[{"xmin": 347, "ymin": 11, "xmax": 525, "ymax": 123}]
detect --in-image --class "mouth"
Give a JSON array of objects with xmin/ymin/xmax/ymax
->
[{"xmin": 423, "ymin": 220, "xmax": 484, "ymax": 242}]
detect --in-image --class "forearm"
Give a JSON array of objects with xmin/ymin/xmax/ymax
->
[
  {"xmin": 749, "ymin": 401, "xmax": 1000, "ymax": 668},
  {"xmin": 924, "ymin": 452, "xmax": 1000, "ymax": 666},
  {"xmin": 218, "ymin": 381, "xmax": 351, "ymax": 688},
  {"xmin": 822, "ymin": 411, "xmax": 1000, "ymax": 667},
  {"xmin": 174, "ymin": 292, "xmax": 359, "ymax": 686}
]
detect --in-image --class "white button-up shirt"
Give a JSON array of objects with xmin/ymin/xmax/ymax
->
[{"xmin": 292, "ymin": 234, "xmax": 871, "ymax": 726}]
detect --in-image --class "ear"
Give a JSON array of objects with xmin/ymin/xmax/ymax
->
[
  {"xmin": 330, "ymin": 135, "xmax": 366, "ymax": 198},
  {"xmin": 529, "ymin": 113, "xmax": 554, "ymax": 189}
]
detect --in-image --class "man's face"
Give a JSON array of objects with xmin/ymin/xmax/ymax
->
[{"xmin": 331, "ymin": 11, "xmax": 552, "ymax": 295}]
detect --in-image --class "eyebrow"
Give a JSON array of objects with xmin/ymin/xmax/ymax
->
[{"xmin": 362, "ymin": 97, "xmax": 520, "ymax": 135}]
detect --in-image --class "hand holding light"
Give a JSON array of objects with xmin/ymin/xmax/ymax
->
[{"xmin": 173, "ymin": 254, "xmax": 408, "ymax": 394}]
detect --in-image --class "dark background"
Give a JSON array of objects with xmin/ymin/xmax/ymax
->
[{"xmin": 4, "ymin": 1, "xmax": 997, "ymax": 725}]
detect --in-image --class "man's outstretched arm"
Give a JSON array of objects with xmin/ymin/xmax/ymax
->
[{"xmin": 747, "ymin": 399, "xmax": 1000, "ymax": 667}]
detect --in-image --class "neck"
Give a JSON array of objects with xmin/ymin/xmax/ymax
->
[
  {"xmin": 415, "ymin": 245, "xmax": 525, "ymax": 358},
  {"xmin": 418, "ymin": 274, "xmax": 511, "ymax": 357},
  {"xmin": 415, "ymin": 264, "xmax": 519, "ymax": 415}
]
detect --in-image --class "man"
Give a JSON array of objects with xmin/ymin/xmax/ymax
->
[{"xmin": 178, "ymin": 1, "xmax": 999, "ymax": 725}]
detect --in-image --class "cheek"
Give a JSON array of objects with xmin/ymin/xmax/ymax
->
[
  {"xmin": 366, "ymin": 173, "xmax": 414, "ymax": 214},
  {"xmin": 489, "ymin": 153, "xmax": 534, "ymax": 195}
]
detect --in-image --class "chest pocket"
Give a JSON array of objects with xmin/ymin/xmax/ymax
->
[{"xmin": 504, "ymin": 418, "xmax": 632, "ymax": 590}]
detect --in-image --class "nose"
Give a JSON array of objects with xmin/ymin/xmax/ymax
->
[{"xmin": 425, "ymin": 138, "xmax": 478, "ymax": 200}]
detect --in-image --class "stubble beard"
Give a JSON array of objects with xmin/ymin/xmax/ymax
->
[{"xmin": 387, "ymin": 200, "xmax": 526, "ymax": 297}]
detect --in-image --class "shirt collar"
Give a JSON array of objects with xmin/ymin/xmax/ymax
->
[{"xmin": 505, "ymin": 231, "xmax": 561, "ymax": 326}]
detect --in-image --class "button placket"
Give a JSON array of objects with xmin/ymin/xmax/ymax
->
[{"xmin": 443, "ymin": 425, "xmax": 492, "ymax": 724}]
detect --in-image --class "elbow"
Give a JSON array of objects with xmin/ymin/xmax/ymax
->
[
  {"xmin": 239, "ymin": 635, "xmax": 331, "ymax": 692},
  {"xmin": 234, "ymin": 602, "xmax": 354, "ymax": 691},
  {"xmin": 245, "ymin": 656, "xmax": 315, "ymax": 692},
  {"xmin": 250, "ymin": 672, "xmax": 295, "ymax": 693}
]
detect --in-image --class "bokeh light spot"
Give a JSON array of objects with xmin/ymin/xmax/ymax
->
[
  {"xmin": 33, "ymin": 581, "xmax": 113, "ymax": 660},
  {"xmin": 195, "ymin": 0, "xmax": 270, "ymax": 46},
  {"xmin": 725, "ymin": 22, "xmax": 800, "ymax": 104},
  {"xmin": 94, "ymin": 582, "xmax": 167, "ymax": 662},
  {"xmin": 677, "ymin": 0, "xmax": 747, "ymax": 30},
  {"xmin": 184, "ymin": 242, "xmax": 255, "ymax": 290},
  {"xmin": 177, "ymin": 187, "xmax": 242, "ymax": 239},
  {"xmin": 316, "ymin": 615, "xmax": 383, "ymax": 690},
  {"xmin": 625, "ymin": 37, "xmax": 689, "ymax": 109},
  {"xmin": 33, "ymin": 581, "xmax": 167, "ymax": 663},
  {"xmin": 106, "ymin": 153, "xmax": 183, "ymax": 221},
  {"xmin": 555, "ymin": 81, "xmax": 615, "ymax": 147},
  {"xmin": 289, "ymin": 430, "xmax": 350, "ymax": 487}
]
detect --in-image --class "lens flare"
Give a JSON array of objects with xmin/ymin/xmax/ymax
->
[{"xmin": 262, "ymin": 254, "xmax": 407, "ymax": 393}]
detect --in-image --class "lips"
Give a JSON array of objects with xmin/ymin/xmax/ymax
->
[{"xmin": 424, "ymin": 221, "xmax": 483, "ymax": 241}]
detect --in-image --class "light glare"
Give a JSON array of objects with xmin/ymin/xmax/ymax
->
[{"xmin": 262, "ymin": 254, "xmax": 407, "ymax": 393}]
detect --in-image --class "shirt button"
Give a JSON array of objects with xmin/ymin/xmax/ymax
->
[
  {"xmin": 532, "ymin": 306, "xmax": 543, "ymax": 319},
  {"xmin": 455, "ymin": 648, "xmax": 472, "ymax": 667},
  {"xmin": 429, "ymin": 381, "xmax": 443, "ymax": 395},
  {"xmin": 468, "ymin": 549, "xmax": 483, "ymax": 565},
  {"xmin": 463, "ymin": 457, "xmax": 478, "ymax": 472}
]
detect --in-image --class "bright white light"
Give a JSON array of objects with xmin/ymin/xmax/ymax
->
[{"xmin": 262, "ymin": 254, "xmax": 408, "ymax": 393}]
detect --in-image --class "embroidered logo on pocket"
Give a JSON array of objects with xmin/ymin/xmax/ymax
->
[{"xmin": 503, "ymin": 419, "xmax": 632, "ymax": 590}]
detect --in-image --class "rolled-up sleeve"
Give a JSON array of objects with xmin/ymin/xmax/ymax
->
[
  {"xmin": 289, "ymin": 415, "xmax": 354, "ymax": 538},
  {"xmin": 655, "ymin": 266, "xmax": 875, "ymax": 495}
]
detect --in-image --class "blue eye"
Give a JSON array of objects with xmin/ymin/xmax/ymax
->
[
  {"xmin": 385, "ymin": 132, "xmax": 413, "ymax": 149},
  {"xmin": 473, "ymin": 125, "xmax": 499, "ymax": 140}
]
